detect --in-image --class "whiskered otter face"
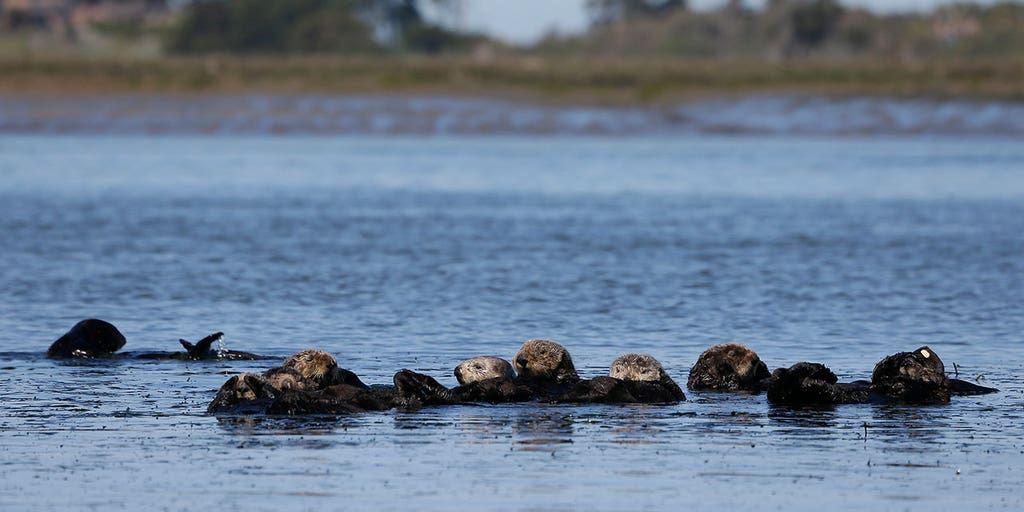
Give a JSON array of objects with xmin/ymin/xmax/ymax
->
[
  {"xmin": 282, "ymin": 349, "xmax": 338, "ymax": 384},
  {"xmin": 609, "ymin": 353, "xmax": 666, "ymax": 382},
  {"xmin": 513, "ymin": 339, "xmax": 579, "ymax": 383},
  {"xmin": 687, "ymin": 343, "xmax": 771, "ymax": 391},
  {"xmin": 454, "ymin": 356, "xmax": 515, "ymax": 385}
]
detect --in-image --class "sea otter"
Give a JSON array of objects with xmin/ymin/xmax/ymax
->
[
  {"xmin": 454, "ymin": 356, "xmax": 516, "ymax": 384},
  {"xmin": 686, "ymin": 343, "xmax": 771, "ymax": 392},
  {"xmin": 47, "ymin": 319, "xmax": 127, "ymax": 358},
  {"xmin": 766, "ymin": 362, "xmax": 870, "ymax": 405},
  {"xmin": 871, "ymin": 346, "xmax": 997, "ymax": 403},
  {"xmin": 560, "ymin": 353, "xmax": 686, "ymax": 403},
  {"xmin": 766, "ymin": 346, "xmax": 998, "ymax": 406},
  {"xmin": 135, "ymin": 332, "xmax": 267, "ymax": 361},
  {"xmin": 394, "ymin": 355, "xmax": 530, "ymax": 406},
  {"xmin": 393, "ymin": 340, "xmax": 581, "ymax": 406},
  {"xmin": 208, "ymin": 349, "xmax": 397, "ymax": 415},
  {"xmin": 398, "ymin": 345, "xmax": 686, "ymax": 405},
  {"xmin": 608, "ymin": 353, "xmax": 686, "ymax": 402}
]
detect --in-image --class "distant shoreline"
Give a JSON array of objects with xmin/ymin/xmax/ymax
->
[
  {"xmin": 1, "ymin": 92, "xmax": 1021, "ymax": 136},
  {"xmin": 2, "ymin": 56, "xmax": 1022, "ymax": 104}
]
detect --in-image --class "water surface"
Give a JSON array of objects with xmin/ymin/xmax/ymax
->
[{"xmin": 0, "ymin": 135, "xmax": 1022, "ymax": 511}]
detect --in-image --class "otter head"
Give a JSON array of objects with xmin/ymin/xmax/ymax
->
[
  {"xmin": 513, "ymin": 339, "xmax": 579, "ymax": 384},
  {"xmin": 765, "ymin": 362, "xmax": 842, "ymax": 405},
  {"xmin": 871, "ymin": 346, "xmax": 949, "ymax": 403},
  {"xmin": 609, "ymin": 353, "xmax": 667, "ymax": 382},
  {"xmin": 47, "ymin": 318, "xmax": 127, "ymax": 359},
  {"xmin": 687, "ymin": 343, "xmax": 771, "ymax": 391},
  {"xmin": 281, "ymin": 349, "xmax": 338, "ymax": 389},
  {"xmin": 207, "ymin": 373, "xmax": 277, "ymax": 413},
  {"xmin": 454, "ymin": 356, "xmax": 516, "ymax": 385}
]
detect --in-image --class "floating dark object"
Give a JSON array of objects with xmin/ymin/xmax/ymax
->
[{"xmin": 47, "ymin": 319, "xmax": 126, "ymax": 359}]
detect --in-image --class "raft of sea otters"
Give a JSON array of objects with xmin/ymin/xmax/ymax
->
[{"xmin": 48, "ymin": 319, "xmax": 999, "ymax": 415}]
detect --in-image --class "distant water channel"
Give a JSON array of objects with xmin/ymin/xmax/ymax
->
[{"xmin": 0, "ymin": 129, "xmax": 1022, "ymax": 510}]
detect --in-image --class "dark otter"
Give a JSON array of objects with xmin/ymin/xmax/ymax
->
[
  {"xmin": 687, "ymin": 343, "xmax": 771, "ymax": 392},
  {"xmin": 47, "ymin": 319, "xmax": 127, "ymax": 359},
  {"xmin": 766, "ymin": 362, "xmax": 870, "ymax": 406},
  {"xmin": 871, "ymin": 346, "xmax": 997, "ymax": 403},
  {"xmin": 766, "ymin": 346, "xmax": 998, "ymax": 406},
  {"xmin": 136, "ymin": 332, "xmax": 267, "ymax": 361},
  {"xmin": 207, "ymin": 373, "xmax": 281, "ymax": 414}
]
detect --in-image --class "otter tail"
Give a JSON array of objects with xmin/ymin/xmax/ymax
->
[
  {"xmin": 180, "ymin": 332, "xmax": 225, "ymax": 360},
  {"xmin": 947, "ymin": 378, "xmax": 998, "ymax": 395}
]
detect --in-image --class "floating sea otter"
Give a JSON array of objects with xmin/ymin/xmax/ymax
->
[
  {"xmin": 136, "ymin": 332, "xmax": 267, "ymax": 361},
  {"xmin": 686, "ymin": 343, "xmax": 772, "ymax": 392},
  {"xmin": 208, "ymin": 349, "xmax": 401, "ymax": 414},
  {"xmin": 395, "ymin": 340, "xmax": 686, "ymax": 405},
  {"xmin": 47, "ymin": 319, "xmax": 266, "ymax": 360},
  {"xmin": 766, "ymin": 346, "xmax": 999, "ymax": 406},
  {"xmin": 47, "ymin": 319, "xmax": 126, "ymax": 358}
]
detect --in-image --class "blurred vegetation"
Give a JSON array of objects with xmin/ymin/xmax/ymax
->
[{"xmin": 1, "ymin": 0, "xmax": 1023, "ymax": 100}]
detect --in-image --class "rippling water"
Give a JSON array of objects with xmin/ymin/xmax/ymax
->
[{"xmin": 1, "ymin": 134, "xmax": 1022, "ymax": 511}]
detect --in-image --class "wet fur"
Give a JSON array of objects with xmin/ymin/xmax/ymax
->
[
  {"xmin": 455, "ymin": 356, "xmax": 515, "ymax": 385},
  {"xmin": 687, "ymin": 343, "xmax": 771, "ymax": 392},
  {"xmin": 513, "ymin": 339, "xmax": 579, "ymax": 385},
  {"xmin": 47, "ymin": 319, "xmax": 127, "ymax": 359}
]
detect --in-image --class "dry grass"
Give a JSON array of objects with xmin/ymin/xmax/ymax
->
[{"xmin": 1, "ymin": 55, "xmax": 1022, "ymax": 103}]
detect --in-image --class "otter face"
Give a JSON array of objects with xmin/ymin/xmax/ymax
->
[
  {"xmin": 513, "ymin": 339, "xmax": 579, "ymax": 384},
  {"xmin": 454, "ymin": 356, "xmax": 516, "ymax": 385},
  {"xmin": 687, "ymin": 343, "xmax": 771, "ymax": 391},
  {"xmin": 872, "ymin": 346, "xmax": 949, "ymax": 402},
  {"xmin": 282, "ymin": 349, "xmax": 338, "ymax": 387},
  {"xmin": 207, "ymin": 373, "xmax": 277, "ymax": 413},
  {"xmin": 264, "ymin": 367, "xmax": 313, "ymax": 391},
  {"xmin": 609, "ymin": 353, "xmax": 666, "ymax": 382}
]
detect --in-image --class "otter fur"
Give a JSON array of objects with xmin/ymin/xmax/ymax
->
[
  {"xmin": 47, "ymin": 319, "xmax": 127, "ymax": 359},
  {"xmin": 766, "ymin": 346, "xmax": 998, "ymax": 406},
  {"xmin": 562, "ymin": 353, "xmax": 685, "ymax": 403},
  {"xmin": 208, "ymin": 349, "xmax": 390, "ymax": 415},
  {"xmin": 687, "ymin": 343, "xmax": 771, "ymax": 392},
  {"xmin": 135, "ymin": 332, "xmax": 267, "ymax": 361},
  {"xmin": 455, "ymin": 356, "xmax": 516, "ymax": 385}
]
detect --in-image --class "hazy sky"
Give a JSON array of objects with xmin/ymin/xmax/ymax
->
[{"xmin": 436, "ymin": 0, "xmax": 1014, "ymax": 44}]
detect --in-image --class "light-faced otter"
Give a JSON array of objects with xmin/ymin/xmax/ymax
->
[
  {"xmin": 766, "ymin": 346, "xmax": 998, "ymax": 406},
  {"xmin": 455, "ymin": 356, "xmax": 516, "ymax": 385},
  {"xmin": 687, "ymin": 343, "xmax": 771, "ymax": 392},
  {"xmin": 560, "ymin": 353, "xmax": 686, "ymax": 404},
  {"xmin": 394, "ymin": 340, "xmax": 583, "ymax": 406},
  {"xmin": 47, "ymin": 319, "xmax": 126, "ymax": 359},
  {"xmin": 608, "ymin": 353, "xmax": 686, "ymax": 403},
  {"xmin": 394, "ymin": 355, "xmax": 530, "ymax": 406},
  {"xmin": 398, "ymin": 346, "xmax": 686, "ymax": 405},
  {"xmin": 135, "ymin": 332, "xmax": 268, "ymax": 361}
]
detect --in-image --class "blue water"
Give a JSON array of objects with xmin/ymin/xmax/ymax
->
[{"xmin": 1, "ymin": 134, "xmax": 1022, "ymax": 511}]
